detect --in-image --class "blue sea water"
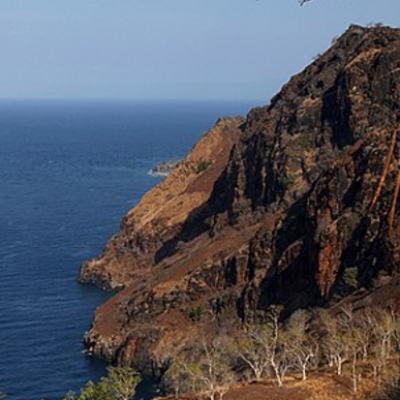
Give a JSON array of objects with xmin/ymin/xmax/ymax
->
[{"xmin": 0, "ymin": 100, "xmax": 257, "ymax": 400}]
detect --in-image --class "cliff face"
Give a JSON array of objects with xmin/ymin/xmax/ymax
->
[
  {"xmin": 82, "ymin": 25, "xmax": 400, "ymax": 370},
  {"xmin": 80, "ymin": 116, "xmax": 244, "ymax": 290}
]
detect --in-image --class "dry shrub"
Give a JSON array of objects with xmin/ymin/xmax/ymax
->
[{"xmin": 369, "ymin": 377, "xmax": 400, "ymax": 400}]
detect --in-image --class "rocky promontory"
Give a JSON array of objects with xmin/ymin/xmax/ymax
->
[
  {"xmin": 148, "ymin": 160, "xmax": 181, "ymax": 177},
  {"xmin": 81, "ymin": 25, "xmax": 400, "ymax": 372},
  {"xmin": 80, "ymin": 116, "xmax": 244, "ymax": 291}
]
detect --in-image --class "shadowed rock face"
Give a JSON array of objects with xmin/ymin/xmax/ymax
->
[{"xmin": 81, "ymin": 25, "xmax": 400, "ymax": 371}]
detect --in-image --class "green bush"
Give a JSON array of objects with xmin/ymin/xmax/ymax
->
[
  {"xmin": 342, "ymin": 267, "xmax": 358, "ymax": 289},
  {"xmin": 281, "ymin": 175, "xmax": 295, "ymax": 190},
  {"xmin": 60, "ymin": 366, "xmax": 141, "ymax": 400},
  {"xmin": 197, "ymin": 160, "xmax": 212, "ymax": 173},
  {"xmin": 189, "ymin": 306, "xmax": 205, "ymax": 322}
]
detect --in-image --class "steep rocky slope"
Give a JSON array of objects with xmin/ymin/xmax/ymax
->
[
  {"xmin": 81, "ymin": 25, "xmax": 400, "ymax": 371},
  {"xmin": 80, "ymin": 117, "xmax": 244, "ymax": 290}
]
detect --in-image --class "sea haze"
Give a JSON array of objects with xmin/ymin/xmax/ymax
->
[{"xmin": 0, "ymin": 99, "xmax": 257, "ymax": 400}]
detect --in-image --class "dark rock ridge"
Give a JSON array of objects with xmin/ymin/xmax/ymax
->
[
  {"xmin": 81, "ymin": 25, "xmax": 400, "ymax": 371},
  {"xmin": 149, "ymin": 160, "xmax": 181, "ymax": 177}
]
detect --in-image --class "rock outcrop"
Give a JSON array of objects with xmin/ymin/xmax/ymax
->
[
  {"xmin": 81, "ymin": 25, "xmax": 400, "ymax": 371},
  {"xmin": 149, "ymin": 160, "xmax": 181, "ymax": 177}
]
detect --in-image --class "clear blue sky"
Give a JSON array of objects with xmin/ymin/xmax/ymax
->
[{"xmin": 0, "ymin": 0, "xmax": 399, "ymax": 101}]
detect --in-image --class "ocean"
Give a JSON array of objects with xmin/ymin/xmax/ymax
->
[{"xmin": 0, "ymin": 100, "xmax": 257, "ymax": 400}]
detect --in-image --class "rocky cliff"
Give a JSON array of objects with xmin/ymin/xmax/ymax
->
[
  {"xmin": 80, "ymin": 116, "xmax": 244, "ymax": 290},
  {"xmin": 81, "ymin": 25, "xmax": 400, "ymax": 371}
]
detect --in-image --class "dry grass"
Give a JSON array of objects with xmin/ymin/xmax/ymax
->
[
  {"xmin": 153, "ymin": 365, "xmax": 400, "ymax": 400},
  {"xmin": 153, "ymin": 373, "xmax": 362, "ymax": 400}
]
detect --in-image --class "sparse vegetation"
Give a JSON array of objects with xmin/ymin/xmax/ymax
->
[
  {"xmin": 367, "ymin": 22, "xmax": 384, "ymax": 28},
  {"xmin": 342, "ymin": 267, "xmax": 358, "ymax": 290},
  {"xmin": 166, "ymin": 304, "xmax": 400, "ymax": 399},
  {"xmin": 58, "ymin": 366, "xmax": 141, "ymax": 400},
  {"xmin": 281, "ymin": 175, "xmax": 295, "ymax": 190},
  {"xmin": 312, "ymin": 53, "xmax": 323, "ymax": 61},
  {"xmin": 197, "ymin": 160, "xmax": 212, "ymax": 173},
  {"xmin": 166, "ymin": 339, "xmax": 234, "ymax": 400},
  {"xmin": 4, "ymin": 296, "xmax": 397, "ymax": 400},
  {"xmin": 297, "ymin": 134, "xmax": 312, "ymax": 147},
  {"xmin": 189, "ymin": 306, "xmax": 206, "ymax": 322},
  {"xmin": 331, "ymin": 35, "xmax": 340, "ymax": 45}
]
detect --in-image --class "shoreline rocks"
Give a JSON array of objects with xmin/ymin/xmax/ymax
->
[{"xmin": 148, "ymin": 160, "xmax": 181, "ymax": 177}]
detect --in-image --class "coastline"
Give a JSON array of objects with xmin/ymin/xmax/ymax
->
[{"xmin": 147, "ymin": 159, "xmax": 181, "ymax": 177}]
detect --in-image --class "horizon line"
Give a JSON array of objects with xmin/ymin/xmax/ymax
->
[{"xmin": 0, "ymin": 97, "xmax": 266, "ymax": 103}]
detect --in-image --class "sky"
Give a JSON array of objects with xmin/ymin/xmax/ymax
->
[{"xmin": 0, "ymin": 0, "xmax": 399, "ymax": 101}]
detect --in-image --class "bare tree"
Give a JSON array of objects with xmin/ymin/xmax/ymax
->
[
  {"xmin": 177, "ymin": 339, "xmax": 234, "ymax": 400},
  {"xmin": 374, "ymin": 308, "xmax": 398, "ymax": 366},
  {"xmin": 357, "ymin": 309, "xmax": 377, "ymax": 361},
  {"xmin": 165, "ymin": 358, "xmax": 190, "ymax": 398},
  {"xmin": 285, "ymin": 310, "xmax": 318, "ymax": 381},
  {"xmin": 337, "ymin": 307, "xmax": 362, "ymax": 393},
  {"xmin": 269, "ymin": 340, "xmax": 292, "ymax": 387},
  {"xmin": 233, "ymin": 325, "xmax": 272, "ymax": 380},
  {"xmin": 318, "ymin": 309, "xmax": 349, "ymax": 376},
  {"xmin": 248, "ymin": 309, "xmax": 293, "ymax": 387}
]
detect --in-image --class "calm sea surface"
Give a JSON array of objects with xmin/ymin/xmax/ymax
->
[{"xmin": 0, "ymin": 100, "xmax": 257, "ymax": 400}]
